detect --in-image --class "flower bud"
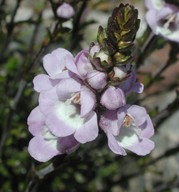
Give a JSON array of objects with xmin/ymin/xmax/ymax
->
[
  {"xmin": 56, "ymin": 3, "xmax": 75, "ymax": 19},
  {"xmin": 100, "ymin": 87, "xmax": 126, "ymax": 110},
  {"xmin": 87, "ymin": 70, "xmax": 107, "ymax": 90}
]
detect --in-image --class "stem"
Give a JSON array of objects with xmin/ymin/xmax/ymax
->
[
  {"xmin": 48, "ymin": 0, "xmax": 58, "ymax": 19},
  {"xmin": 0, "ymin": 0, "xmax": 22, "ymax": 60},
  {"xmin": 145, "ymin": 44, "xmax": 177, "ymax": 88},
  {"xmin": 70, "ymin": 0, "xmax": 88, "ymax": 51},
  {"xmin": 136, "ymin": 32, "xmax": 156, "ymax": 69},
  {"xmin": 0, "ymin": 80, "xmax": 26, "ymax": 156},
  {"xmin": 0, "ymin": 0, "xmax": 5, "ymax": 6}
]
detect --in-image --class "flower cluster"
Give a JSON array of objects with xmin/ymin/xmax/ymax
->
[
  {"xmin": 145, "ymin": 0, "xmax": 179, "ymax": 42},
  {"xmin": 28, "ymin": 4, "xmax": 155, "ymax": 162}
]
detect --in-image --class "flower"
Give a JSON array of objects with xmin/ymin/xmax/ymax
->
[
  {"xmin": 33, "ymin": 48, "xmax": 73, "ymax": 92},
  {"xmin": 118, "ymin": 70, "xmax": 144, "ymax": 95},
  {"xmin": 28, "ymin": 3, "xmax": 155, "ymax": 162},
  {"xmin": 145, "ymin": 0, "xmax": 179, "ymax": 42},
  {"xmin": 87, "ymin": 70, "xmax": 107, "ymax": 90},
  {"xmin": 100, "ymin": 86, "xmax": 126, "ymax": 110},
  {"xmin": 100, "ymin": 105, "xmax": 155, "ymax": 156},
  {"xmin": 28, "ymin": 106, "xmax": 79, "ymax": 162},
  {"xmin": 39, "ymin": 78, "xmax": 98, "ymax": 144},
  {"xmin": 56, "ymin": 3, "xmax": 75, "ymax": 19},
  {"xmin": 67, "ymin": 49, "xmax": 107, "ymax": 90}
]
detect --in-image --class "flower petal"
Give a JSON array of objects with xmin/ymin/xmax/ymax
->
[
  {"xmin": 140, "ymin": 115, "xmax": 155, "ymax": 138},
  {"xmin": 100, "ymin": 87, "xmax": 126, "ymax": 110},
  {"xmin": 46, "ymin": 101, "xmax": 84, "ymax": 137},
  {"xmin": 33, "ymin": 74, "xmax": 59, "ymax": 92},
  {"xmin": 100, "ymin": 110, "xmax": 120, "ymax": 136},
  {"xmin": 43, "ymin": 48, "xmax": 73, "ymax": 79},
  {"xmin": 145, "ymin": 0, "xmax": 164, "ymax": 10},
  {"xmin": 106, "ymin": 131, "xmax": 126, "ymax": 155},
  {"xmin": 127, "ymin": 105, "xmax": 147, "ymax": 126},
  {"xmin": 28, "ymin": 135, "xmax": 60, "ymax": 162},
  {"xmin": 130, "ymin": 82, "xmax": 144, "ymax": 94},
  {"xmin": 87, "ymin": 70, "xmax": 107, "ymax": 90},
  {"xmin": 75, "ymin": 50, "xmax": 93, "ymax": 78},
  {"xmin": 146, "ymin": 10, "xmax": 158, "ymax": 34},
  {"xmin": 74, "ymin": 112, "xmax": 98, "ymax": 143},
  {"xmin": 59, "ymin": 135, "xmax": 80, "ymax": 153},
  {"xmin": 123, "ymin": 137, "xmax": 155, "ymax": 156},
  {"xmin": 39, "ymin": 87, "xmax": 59, "ymax": 115},
  {"xmin": 27, "ymin": 106, "xmax": 45, "ymax": 136},
  {"xmin": 116, "ymin": 125, "xmax": 154, "ymax": 155},
  {"xmin": 117, "ymin": 106, "xmax": 127, "ymax": 128},
  {"xmin": 80, "ymin": 86, "xmax": 96, "ymax": 117},
  {"xmin": 56, "ymin": 78, "xmax": 81, "ymax": 101}
]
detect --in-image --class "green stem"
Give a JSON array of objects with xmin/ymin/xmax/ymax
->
[{"xmin": 136, "ymin": 32, "xmax": 156, "ymax": 69}]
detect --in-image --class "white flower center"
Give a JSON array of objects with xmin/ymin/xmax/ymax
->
[
  {"xmin": 55, "ymin": 99, "xmax": 84, "ymax": 130},
  {"xmin": 42, "ymin": 126, "xmax": 57, "ymax": 140},
  {"xmin": 117, "ymin": 115, "xmax": 142, "ymax": 148}
]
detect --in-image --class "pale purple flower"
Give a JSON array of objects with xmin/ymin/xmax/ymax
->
[
  {"xmin": 100, "ymin": 105, "xmax": 155, "ymax": 156},
  {"xmin": 33, "ymin": 48, "xmax": 73, "ymax": 92},
  {"xmin": 39, "ymin": 78, "xmax": 98, "ymax": 144},
  {"xmin": 145, "ymin": 0, "xmax": 179, "ymax": 42},
  {"xmin": 28, "ymin": 106, "xmax": 79, "ymax": 162},
  {"xmin": 86, "ymin": 70, "xmax": 107, "ymax": 90},
  {"xmin": 118, "ymin": 70, "xmax": 144, "ymax": 95},
  {"xmin": 56, "ymin": 3, "xmax": 75, "ymax": 19},
  {"xmin": 28, "ymin": 41, "xmax": 155, "ymax": 162},
  {"xmin": 100, "ymin": 86, "xmax": 126, "ymax": 110},
  {"xmin": 66, "ymin": 49, "xmax": 107, "ymax": 90}
]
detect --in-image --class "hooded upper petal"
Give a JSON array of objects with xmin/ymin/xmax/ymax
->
[
  {"xmin": 126, "ymin": 105, "xmax": 148, "ymax": 126},
  {"xmin": 75, "ymin": 50, "xmax": 93, "ymax": 78},
  {"xmin": 33, "ymin": 74, "xmax": 60, "ymax": 92},
  {"xmin": 43, "ymin": 48, "xmax": 74, "ymax": 79},
  {"xmin": 56, "ymin": 78, "xmax": 81, "ymax": 101}
]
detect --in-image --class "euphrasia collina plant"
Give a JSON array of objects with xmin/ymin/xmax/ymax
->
[{"xmin": 28, "ymin": 4, "xmax": 155, "ymax": 162}]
